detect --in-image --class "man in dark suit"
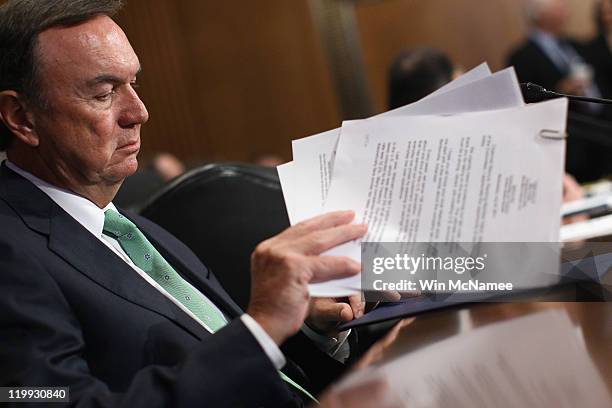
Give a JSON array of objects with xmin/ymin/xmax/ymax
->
[
  {"xmin": 508, "ymin": 0, "xmax": 600, "ymax": 102},
  {"xmin": 507, "ymin": 0, "xmax": 611, "ymax": 182},
  {"xmin": 0, "ymin": 1, "xmax": 388, "ymax": 406}
]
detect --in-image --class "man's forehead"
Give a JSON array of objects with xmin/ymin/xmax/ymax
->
[{"xmin": 36, "ymin": 15, "xmax": 139, "ymax": 81}]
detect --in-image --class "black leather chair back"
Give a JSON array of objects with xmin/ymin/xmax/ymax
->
[{"xmin": 140, "ymin": 163, "xmax": 290, "ymax": 309}]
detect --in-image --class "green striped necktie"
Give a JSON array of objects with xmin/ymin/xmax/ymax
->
[{"xmin": 102, "ymin": 209, "xmax": 318, "ymax": 404}]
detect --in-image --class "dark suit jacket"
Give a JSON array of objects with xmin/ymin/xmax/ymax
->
[
  {"xmin": 507, "ymin": 36, "xmax": 607, "ymax": 91},
  {"xmin": 508, "ymin": 37, "xmax": 571, "ymax": 93},
  {"xmin": 0, "ymin": 163, "xmax": 344, "ymax": 407}
]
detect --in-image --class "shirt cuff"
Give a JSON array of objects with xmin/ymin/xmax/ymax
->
[
  {"xmin": 241, "ymin": 314, "xmax": 286, "ymax": 370},
  {"xmin": 301, "ymin": 324, "xmax": 351, "ymax": 363}
]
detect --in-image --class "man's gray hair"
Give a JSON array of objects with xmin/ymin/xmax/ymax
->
[{"xmin": 0, "ymin": 0, "xmax": 124, "ymax": 151}]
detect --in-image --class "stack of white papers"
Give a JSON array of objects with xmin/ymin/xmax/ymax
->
[
  {"xmin": 278, "ymin": 64, "xmax": 568, "ymax": 296},
  {"xmin": 337, "ymin": 310, "xmax": 612, "ymax": 407}
]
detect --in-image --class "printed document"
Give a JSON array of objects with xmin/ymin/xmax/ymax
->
[{"xmin": 310, "ymin": 100, "xmax": 567, "ymax": 294}]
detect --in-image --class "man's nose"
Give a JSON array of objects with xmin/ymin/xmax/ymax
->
[{"xmin": 118, "ymin": 85, "xmax": 149, "ymax": 128}]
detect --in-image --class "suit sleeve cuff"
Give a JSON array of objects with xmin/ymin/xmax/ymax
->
[{"xmin": 241, "ymin": 314, "xmax": 286, "ymax": 370}]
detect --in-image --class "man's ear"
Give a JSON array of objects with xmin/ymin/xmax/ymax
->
[{"xmin": 0, "ymin": 90, "xmax": 39, "ymax": 147}]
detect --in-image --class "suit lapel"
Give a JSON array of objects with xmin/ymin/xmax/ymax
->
[
  {"xmin": 50, "ymin": 208, "xmax": 214, "ymax": 340},
  {"xmin": 528, "ymin": 38, "xmax": 568, "ymax": 77},
  {"xmin": 0, "ymin": 164, "xmax": 211, "ymax": 341}
]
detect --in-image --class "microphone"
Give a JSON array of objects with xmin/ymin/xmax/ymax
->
[{"xmin": 520, "ymin": 82, "xmax": 612, "ymax": 105}]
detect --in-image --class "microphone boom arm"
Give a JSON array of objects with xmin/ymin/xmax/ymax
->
[{"xmin": 520, "ymin": 82, "xmax": 612, "ymax": 105}]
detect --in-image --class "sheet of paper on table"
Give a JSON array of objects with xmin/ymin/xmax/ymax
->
[{"xmin": 337, "ymin": 309, "xmax": 612, "ymax": 408}]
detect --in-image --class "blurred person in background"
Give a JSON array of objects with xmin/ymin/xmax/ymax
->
[
  {"xmin": 508, "ymin": 0, "xmax": 611, "ymax": 182},
  {"xmin": 255, "ymin": 154, "xmax": 285, "ymax": 167},
  {"xmin": 153, "ymin": 152, "xmax": 186, "ymax": 181},
  {"xmin": 508, "ymin": 0, "xmax": 601, "ymax": 100},
  {"xmin": 388, "ymin": 47, "xmax": 459, "ymax": 109}
]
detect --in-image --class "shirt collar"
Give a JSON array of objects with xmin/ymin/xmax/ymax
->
[{"xmin": 5, "ymin": 160, "xmax": 117, "ymax": 238}]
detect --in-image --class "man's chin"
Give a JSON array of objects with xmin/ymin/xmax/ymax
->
[
  {"xmin": 122, "ymin": 153, "xmax": 139, "ymax": 171},
  {"xmin": 123, "ymin": 157, "xmax": 139, "ymax": 178},
  {"xmin": 106, "ymin": 157, "xmax": 139, "ymax": 184}
]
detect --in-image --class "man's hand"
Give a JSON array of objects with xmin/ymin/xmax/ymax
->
[
  {"xmin": 247, "ymin": 211, "xmax": 367, "ymax": 345},
  {"xmin": 305, "ymin": 290, "xmax": 410, "ymax": 337},
  {"xmin": 305, "ymin": 295, "xmax": 364, "ymax": 337}
]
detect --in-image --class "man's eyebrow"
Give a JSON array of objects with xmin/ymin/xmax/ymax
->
[{"xmin": 86, "ymin": 66, "xmax": 142, "ymax": 87}]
